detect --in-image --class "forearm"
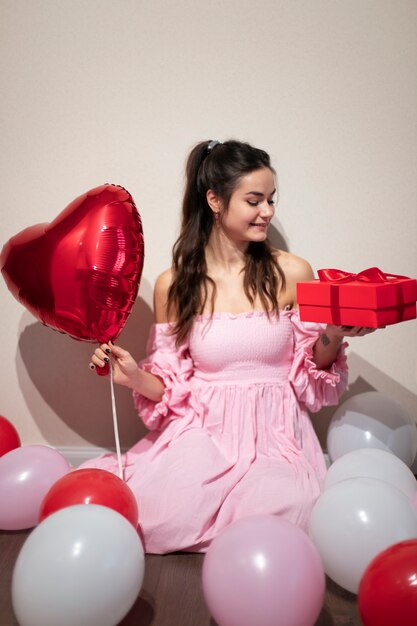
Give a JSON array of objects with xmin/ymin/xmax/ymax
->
[
  {"xmin": 126, "ymin": 367, "xmax": 166, "ymax": 402},
  {"xmin": 312, "ymin": 329, "xmax": 344, "ymax": 370}
]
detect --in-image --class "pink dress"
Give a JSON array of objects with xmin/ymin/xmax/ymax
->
[{"xmin": 81, "ymin": 309, "xmax": 348, "ymax": 554}]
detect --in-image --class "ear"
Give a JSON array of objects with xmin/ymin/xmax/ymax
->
[{"xmin": 206, "ymin": 189, "xmax": 222, "ymax": 213}]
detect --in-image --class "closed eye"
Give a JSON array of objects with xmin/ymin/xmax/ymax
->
[
  {"xmin": 247, "ymin": 199, "xmax": 275, "ymax": 207},
  {"xmin": 245, "ymin": 187, "xmax": 276, "ymax": 207}
]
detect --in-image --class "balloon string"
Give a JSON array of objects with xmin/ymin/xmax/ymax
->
[{"xmin": 110, "ymin": 362, "xmax": 124, "ymax": 481}]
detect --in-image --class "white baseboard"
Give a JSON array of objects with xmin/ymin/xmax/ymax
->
[
  {"xmin": 57, "ymin": 446, "xmax": 128, "ymax": 468},
  {"xmin": 58, "ymin": 445, "xmax": 331, "ymax": 469}
]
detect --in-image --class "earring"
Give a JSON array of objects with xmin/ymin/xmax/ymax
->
[{"xmin": 213, "ymin": 212, "xmax": 220, "ymax": 228}]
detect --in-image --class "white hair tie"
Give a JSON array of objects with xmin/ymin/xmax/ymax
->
[{"xmin": 207, "ymin": 140, "xmax": 222, "ymax": 152}]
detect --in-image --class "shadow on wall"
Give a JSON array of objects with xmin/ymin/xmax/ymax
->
[
  {"xmin": 268, "ymin": 219, "xmax": 289, "ymax": 252},
  {"xmin": 314, "ymin": 351, "xmax": 417, "ymax": 451},
  {"xmin": 17, "ymin": 289, "xmax": 154, "ymax": 449}
]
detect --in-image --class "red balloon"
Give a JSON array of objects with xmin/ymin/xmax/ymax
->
[
  {"xmin": 1, "ymin": 184, "xmax": 144, "ymax": 343},
  {"xmin": 39, "ymin": 468, "xmax": 139, "ymax": 527},
  {"xmin": 358, "ymin": 539, "xmax": 417, "ymax": 626},
  {"xmin": 0, "ymin": 415, "xmax": 21, "ymax": 457}
]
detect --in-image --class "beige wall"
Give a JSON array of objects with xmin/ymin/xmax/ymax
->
[{"xmin": 1, "ymin": 0, "xmax": 416, "ymax": 453}]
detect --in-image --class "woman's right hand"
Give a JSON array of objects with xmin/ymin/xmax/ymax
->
[{"xmin": 89, "ymin": 342, "xmax": 140, "ymax": 388}]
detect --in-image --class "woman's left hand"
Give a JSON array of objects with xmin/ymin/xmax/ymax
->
[
  {"xmin": 312, "ymin": 323, "xmax": 384, "ymax": 370},
  {"xmin": 325, "ymin": 325, "xmax": 384, "ymax": 339}
]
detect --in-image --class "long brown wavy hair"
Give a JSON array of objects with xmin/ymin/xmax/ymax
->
[{"xmin": 167, "ymin": 139, "xmax": 286, "ymax": 345}]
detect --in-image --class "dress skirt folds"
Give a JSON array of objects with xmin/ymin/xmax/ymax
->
[{"xmin": 80, "ymin": 309, "xmax": 348, "ymax": 553}]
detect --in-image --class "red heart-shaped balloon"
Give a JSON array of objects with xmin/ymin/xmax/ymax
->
[{"xmin": 1, "ymin": 184, "xmax": 144, "ymax": 343}]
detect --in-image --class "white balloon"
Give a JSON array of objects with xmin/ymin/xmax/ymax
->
[
  {"xmin": 12, "ymin": 504, "xmax": 145, "ymax": 626},
  {"xmin": 327, "ymin": 391, "xmax": 417, "ymax": 466},
  {"xmin": 324, "ymin": 448, "xmax": 417, "ymax": 499},
  {"xmin": 309, "ymin": 477, "xmax": 417, "ymax": 594}
]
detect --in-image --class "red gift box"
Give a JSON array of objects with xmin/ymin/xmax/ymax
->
[{"xmin": 297, "ymin": 267, "xmax": 417, "ymax": 328}]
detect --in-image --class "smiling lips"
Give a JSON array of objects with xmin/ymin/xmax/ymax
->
[{"xmin": 249, "ymin": 222, "xmax": 269, "ymax": 228}]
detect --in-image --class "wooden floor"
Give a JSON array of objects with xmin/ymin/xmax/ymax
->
[{"xmin": 1, "ymin": 529, "xmax": 362, "ymax": 625}]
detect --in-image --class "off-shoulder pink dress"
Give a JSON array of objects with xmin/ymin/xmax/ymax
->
[{"xmin": 81, "ymin": 309, "xmax": 348, "ymax": 554}]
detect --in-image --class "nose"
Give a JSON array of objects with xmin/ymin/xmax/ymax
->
[{"xmin": 260, "ymin": 200, "xmax": 274, "ymax": 218}]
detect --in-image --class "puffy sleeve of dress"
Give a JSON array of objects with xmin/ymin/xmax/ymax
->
[
  {"xmin": 288, "ymin": 310, "xmax": 349, "ymax": 413},
  {"xmin": 132, "ymin": 323, "xmax": 194, "ymax": 431}
]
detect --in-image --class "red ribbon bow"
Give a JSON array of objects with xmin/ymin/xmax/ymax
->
[{"xmin": 317, "ymin": 267, "xmax": 407, "ymax": 284}]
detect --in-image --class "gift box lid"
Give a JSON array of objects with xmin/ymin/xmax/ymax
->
[{"xmin": 297, "ymin": 267, "xmax": 417, "ymax": 310}]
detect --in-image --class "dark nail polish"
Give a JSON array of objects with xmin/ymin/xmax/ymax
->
[
  {"xmin": 105, "ymin": 349, "xmax": 111, "ymax": 354},
  {"xmin": 103, "ymin": 357, "xmax": 109, "ymax": 363},
  {"xmin": 89, "ymin": 364, "xmax": 95, "ymax": 369}
]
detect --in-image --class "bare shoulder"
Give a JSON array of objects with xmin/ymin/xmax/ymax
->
[
  {"xmin": 154, "ymin": 268, "xmax": 175, "ymax": 323},
  {"xmin": 273, "ymin": 249, "xmax": 314, "ymax": 306},
  {"xmin": 275, "ymin": 250, "xmax": 315, "ymax": 282}
]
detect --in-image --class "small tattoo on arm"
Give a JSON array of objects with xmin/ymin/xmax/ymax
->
[{"xmin": 321, "ymin": 333, "xmax": 330, "ymax": 346}]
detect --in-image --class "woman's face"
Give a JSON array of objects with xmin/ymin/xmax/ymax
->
[{"xmin": 219, "ymin": 167, "xmax": 276, "ymax": 245}]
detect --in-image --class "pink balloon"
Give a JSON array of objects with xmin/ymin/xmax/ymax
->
[
  {"xmin": 202, "ymin": 515, "xmax": 325, "ymax": 626},
  {"xmin": 0, "ymin": 445, "xmax": 70, "ymax": 530}
]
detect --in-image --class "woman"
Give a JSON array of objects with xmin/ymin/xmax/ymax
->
[{"xmin": 86, "ymin": 139, "xmax": 374, "ymax": 554}]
